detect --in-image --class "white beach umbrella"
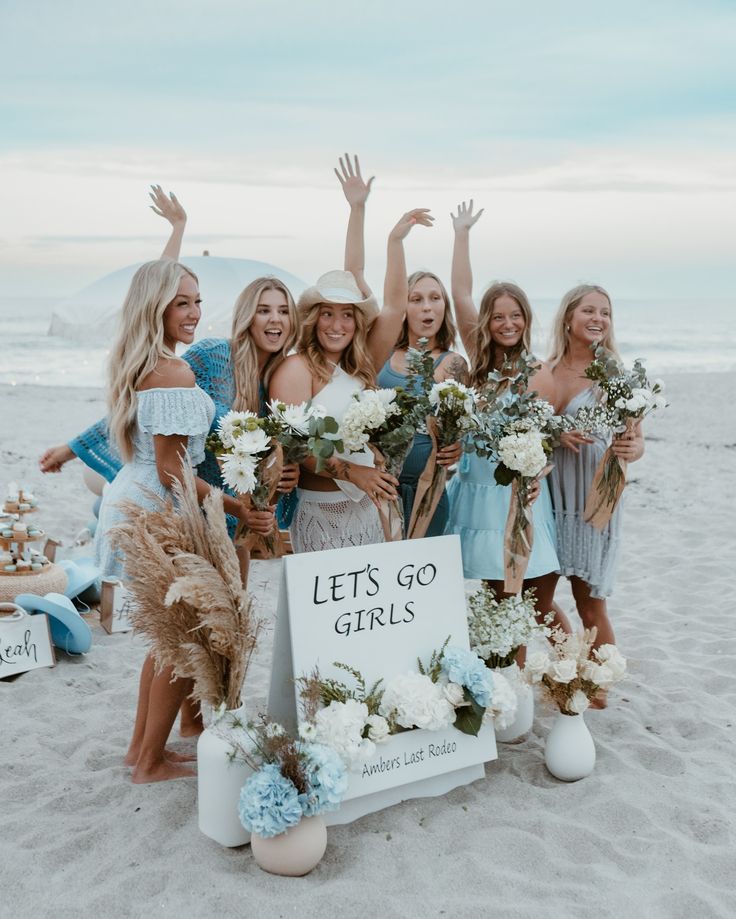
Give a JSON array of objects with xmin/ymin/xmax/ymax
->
[{"xmin": 48, "ymin": 256, "xmax": 307, "ymax": 341}]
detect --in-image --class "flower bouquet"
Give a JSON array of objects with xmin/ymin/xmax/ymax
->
[
  {"xmin": 574, "ymin": 345, "xmax": 667, "ymax": 528},
  {"xmin": 524, "ymin": 627, "xmax": 627, "ymax": 780},
  {"xmin": 340, "ymin": 387, "xmax": 408, "ymax": 540},
  {"xmin": 298, "ymin": 639, "xmax": 515, "ymax": 757},
  {"xmin": 524, "ymin": 627, "xmax": 627, "ymax": 715},
  {"xmin": 209, "ymin": 403, "xmax": 342, "ymax": 558},
  {"xmin": 406, "ymin": 378, "xmax": 477, "ymax": 539},
  {"xmin": 470, "ymin": 352, "xmax": 563, "ymax": 591},
  {"xmin": 230, "ymin": 715, "xmax": 348, "ymax": 875}
]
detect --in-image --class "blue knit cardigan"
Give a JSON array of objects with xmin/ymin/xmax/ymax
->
[{"xmin": 69, "ymin": 337, "xmax": 295, "ymax": 529}]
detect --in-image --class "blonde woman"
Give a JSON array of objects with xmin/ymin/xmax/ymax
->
[
  {"xmin": 40, "ymin": 190, "xmax": 299, "ymax": 557},
  {"xmin": 547, "ymin": 285, "xmax": 644, "ymax": 653},
  {"xmin": 270, "ymin": 196, "xmax": 432, "ymax": 552},
  {"xmin": 445, "ymin": 201, "xmax": 567, "ymax": 631},
  {"xmin": 96, "ymin": 259, "xmax": 255, "ymax": 784}
]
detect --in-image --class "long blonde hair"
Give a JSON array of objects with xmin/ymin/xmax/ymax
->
[
  {"xmin": 395, "ymin": 271, "xmax": 457, "ymax": 352},
  {"xmin": 469, "ymin": 282, "xmax": 533, "ymax": 389},
  {"xmin": 108, "ymin": 259, "xmax": 198, "ymax": 461},
  {"xmin": 298, "ymin": 303, "xmax": 375, "ymax": 389},
  {"xmin": 230, "ymin": 277, "xmax": 297, "ymax": 412},
  {"xmin": 548, "ymin": 284, "xmax": 619, "ymax": 368}
]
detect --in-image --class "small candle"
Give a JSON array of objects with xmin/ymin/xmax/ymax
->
[
  {"xmin": 31, "ymin": 563, "xmax": 42, "ymax": 570},
  {"xmin": 16, "ymin": 559, "xmax": 31, "ymax": 570},
  {"xmin": 3, "ymin": 564, "xmax": 16, "ymax": 572},
  {"xmin": 12, "ymin": 523, "xmax": 27, "ymax": 534}
]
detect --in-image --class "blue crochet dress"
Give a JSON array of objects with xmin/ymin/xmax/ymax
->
[
  {"xmin": 95, "ymin": 386, "xmax": 215, "ymax": 578},
  {"xmin": 376, "ymin": 352, "xmax": 451, "ymax": 538},
  {"xmin": 445, "ymin": 391, "xmax": 559, "ymax": 581},
  {"xmin": 68, "ymin": 338, "xmax": 296, "ymax": 533}
]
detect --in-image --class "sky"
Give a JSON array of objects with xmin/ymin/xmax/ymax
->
[{"xmin": 1, "ymin": 0, "xmax": 735, "ymax": 301}]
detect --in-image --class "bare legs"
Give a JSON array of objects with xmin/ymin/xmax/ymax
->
[{"xmin": 125, "ymin": 653, "xmax": 197, "ymax": 782}]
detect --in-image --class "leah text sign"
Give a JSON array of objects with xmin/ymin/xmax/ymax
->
[
  {"xmin": 268, "ymin": 534, "xmax": 496, "ymax": 816},
  {"xmin": 0, "ymin": 605, "xmax": 55, "ymax": 678}
]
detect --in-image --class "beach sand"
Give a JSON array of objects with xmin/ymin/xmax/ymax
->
[{"xmin": 2, "ymin": 374, "xmax": 735, "ymax": 919}]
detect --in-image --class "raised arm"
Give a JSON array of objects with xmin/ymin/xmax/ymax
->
[
  {"xmin": 335, "ymin": 153, "xmax": 374, "ymax": 296},
  {"xmin": 150, "ymin": 185, "xmax": 187, "ymax": 261},
  {"xmin": 367, "ymin": 208, "xmax": 434, "ymax": 371},
  {"xmin": 451, "ymin": 199, "xmax": 484, "ymax": 355}
]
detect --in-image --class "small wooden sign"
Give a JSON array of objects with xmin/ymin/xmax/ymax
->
[
  {"xmin": 268, "ymin": 534, "xmax": 496, "ymax": 824},
  {"xmin": 100, "ymin": 579, "xmax": 134, "ymax": 634},
  {"xmin": 0, "ymin": 604, "xmax": 55, "ymax": 678}
]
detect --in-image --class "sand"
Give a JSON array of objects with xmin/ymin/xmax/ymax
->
[{"xmin": 1, "ymin": 374, "xmax": 735, "ymax": 919}]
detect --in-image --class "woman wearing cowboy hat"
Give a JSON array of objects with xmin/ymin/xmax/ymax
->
[{"xmin": 270, "ymin": 159, "xmax": 433, "ymax": 551}]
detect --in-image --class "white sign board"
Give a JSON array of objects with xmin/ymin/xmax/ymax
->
[
  {"xmin": 0, "ymin": 607, "xmax": 55, "ymax": 678},
  {"xmin": 268, "ymin": 534, "xmax": 496, "ymax": 824},
  {"xmin": 100, "ymin": 579, "xmax": 134, "ymax": 634}
]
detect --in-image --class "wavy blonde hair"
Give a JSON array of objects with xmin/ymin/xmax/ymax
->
[
  {"xmin": 395, "ymin": 271, "xmax": 457, "ymax": 352},
  {"xmin": 469, "ymin": 282, "xmax": 533, "ymax": 389},
  {"xmin": 297, "ymin": 302, "xmax": 375, "ymax": 389},
  {"xmin": 108, "ymin": 259, "xmax": 198, "ymax": 462},
  {"xmin": 548, "ymin": 284, "xmax": 619, "ymax": 368},
  {"xmin": 230, "ymin": 277, "xmax": 297, "ymax": 412}
]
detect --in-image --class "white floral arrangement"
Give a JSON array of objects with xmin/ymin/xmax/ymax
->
[
  {"xmin": 215, "ymin": 410, "xmax": 271, "ymax": 494},
  {"xmin": 497, "ymin": 429, "xmax": 547, "ymax": 479},
  {"xmin": 524, "ymin": 627, "xmax": 627, "ymax": 714},
  {"xmin": 339, "ymin": 388, "xmax": 401, "ymax": 453},
  {"xmin": 298, "ymin": 642, "xmax": 515, "ymax": 771},
  {"xmin": 467, "ymin": 585, "xmax": 551, "ymax": 669}
]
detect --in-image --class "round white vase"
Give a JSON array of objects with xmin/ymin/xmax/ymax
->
[
  {"xmin": 197, "ymin": 706, "xmax": 254, "ymax": 847},
  {"xmin": 251, "ymin": 815, "xmax": 327, "ymax": 876},
  {"xmin": 544, "ymin": 711, "xmax": 596, "ymax": 781},
  {"xmin": 493, "ymin": 664, "xmax": 534, "ymax": 743}
]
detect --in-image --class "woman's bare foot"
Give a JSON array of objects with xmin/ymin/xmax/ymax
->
[{"xmin": 131, "ymin": 759, "xmax": 196, "ymax": 784}]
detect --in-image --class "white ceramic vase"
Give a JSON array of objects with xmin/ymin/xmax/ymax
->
[
  {"xmin": 493, "ymin": 663, "xmax": 534, "ymax": 743},
  {"xmin": 197, "ymin": 705, "xmax": 254, "ymax": 847},
  {"xmin": 544, "ymin": 711, "xmax": 596, "ymax": 781},
  {"xmin": 251, "ymin": 815, "xmax": 327, "ymax": 876}
]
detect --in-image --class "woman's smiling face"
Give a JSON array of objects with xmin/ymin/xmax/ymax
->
[
  {"xmin": 249, "ymin": 287, "xmax": 292, "ymax": 355},
  {"xmin": 568, "ymin": 291, "xmax": 611, "ymax": 346},
  {"xmin": 316, "ymin": 303, "xmax": 356, "ymax": 358},
  {"xmin": 489, "ymin": 293, "xmax": 526, "ymax": 349}
]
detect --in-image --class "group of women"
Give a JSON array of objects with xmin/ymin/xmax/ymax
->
[{"xmin": 39, "ymin": 156, "xmax": 644, "ymax": 783}]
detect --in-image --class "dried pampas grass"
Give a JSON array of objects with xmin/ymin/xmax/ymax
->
[{"xmin": 111, "ymin": 459, "xmax": 260, "ymax": 710}]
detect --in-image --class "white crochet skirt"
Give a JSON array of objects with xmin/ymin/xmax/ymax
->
[{"xmin": 290, "ymin": 488, "xmax": 384, "ymax": 554}]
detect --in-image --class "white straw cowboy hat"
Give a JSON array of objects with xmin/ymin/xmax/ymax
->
[{"xmin": 297, "ymin": 270, "xmax": 379, "ymax": 324}]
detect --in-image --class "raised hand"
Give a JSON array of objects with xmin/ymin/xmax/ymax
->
[
  {"xmin": 389, "ymin": 208, "xmax": 434, "ymax": 242},
  {"xmin": 149, "ymin": 184, "xmax": 186, "ymax": 228},
  {"xmin": 334, "ymin": 153, "xmax": 375, "ymax": 208},
  {"xmin": 451, "ymin": 199, "xmax": 484, "ymax": 233}
]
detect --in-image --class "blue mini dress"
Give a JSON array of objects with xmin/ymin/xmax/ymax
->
[
  {"xmin": 376, "ymin": 352, "xmax": 451, "ymax": 538},
  {"xmin": 445, "ymin": 391, "xmax": 559, "ymax": 580}
]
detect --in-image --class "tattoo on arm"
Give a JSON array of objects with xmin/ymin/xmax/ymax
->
[
  {"xmin": 445, "ymin": 356, "xmax": 469, "ymax": 385},
  {"xmin": 325, "ymin": 458, "xmax": 351, "ymax": 481}
]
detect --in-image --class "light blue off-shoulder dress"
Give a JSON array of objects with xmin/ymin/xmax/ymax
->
[
  {"xmin": 548, "ymin": 387, "xmax": 622, "ymax": 599},
  {"xmin": 445, "ymin": 391, "xmax": 559, "ymax": 580},
  {"xmin": 94, "ymin": 386, "xmax": 215, "ymax": 579}
]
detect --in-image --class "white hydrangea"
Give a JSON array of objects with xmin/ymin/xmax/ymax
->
[
  {"xmin": 365, "ymin": 714, "xmax": 390, "ymax": 743},
  {"xmin": 220, "ymin": 452, "xmax": 258, "ymax": 494},
  {"xmin": 340, "ymin": 389, "xmax": 397, "ymax": 452},
  {"xmin": 311, "ymin": 699, "xmax": 376, "ymax": 770},
  {"xmin": 485, "ymin": 670, "xmax": 518, "ymax": 730},
  {"xmin": 497, "ymin": 430, "xmax": 547, "ymax": 478},
  {"xmin": 379, "ymin": 672, "xmax": 456, "ymax": 732}
]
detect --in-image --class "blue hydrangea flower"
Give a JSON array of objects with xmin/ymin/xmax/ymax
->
[
  {"xmin": 238, "ymin": 763, "xmax": 303, "ymax": 838},
  {"xmin": 298, "ymin": 742, "xmax": 349, "ymax": 817},
  {"xmin": 441, "ymin": 646, "xmax": 492, "ymax": 708}
]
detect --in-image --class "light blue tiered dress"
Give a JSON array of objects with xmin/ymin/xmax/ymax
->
[
  {"xmin": 445, "ymin": 388, "xmax": 559, "ymax": 580},
  {"xmin": 94, "ymin": 386, "xmax": 215, "ymax": 579},
  {"xmin": 549, "ymin": 388, "xmax": 622, "ymax": 599}
]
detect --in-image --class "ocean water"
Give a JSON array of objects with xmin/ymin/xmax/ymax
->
[{"xmin": 0, "ymin": 296, "xmax": 734, "ymax": 388}]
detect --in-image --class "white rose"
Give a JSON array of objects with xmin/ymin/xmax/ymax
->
[
  {"xmin": 365, "ymin": 714, "xmax": 390, "ymax": 743},
  {"xmin": 549, "ymin": 658, "xmax": 578, "ymax": 684},
  {"xmin": 524, "ymin": 651, "xmax": 550, "ymax": 683},
  {"xmin": 443, "ymin": 682, "xmax": 465, "ymax": 707},
  {"xmin": 567, "ymin": 689, "xmax": 590, "ymax": 715},
  {"xmin": 594, "ymin": 645, "xmax": 627, "ymax": 682}
]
